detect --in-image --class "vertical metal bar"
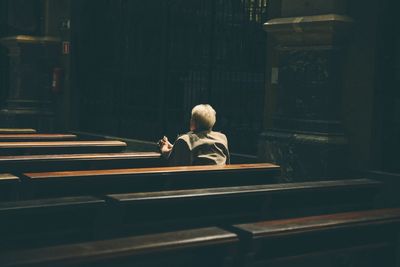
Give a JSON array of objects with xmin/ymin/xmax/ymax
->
[
  {"xmin": 207, "ymin": 0, "xmax": 216, "ymax": 102},
  {"xmin": 42, "ymin": 0, "xmax": 50, "ymax": 35},
  {"xmin": 159, "ymin": 0, "xmax": 171, "ymax": 135},
  {"xmin": 0, "ymin": 0, "xmax": 8, "ymax": 107}
]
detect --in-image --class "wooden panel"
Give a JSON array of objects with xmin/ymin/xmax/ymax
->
[
  {"xmin": 0, "ymin": 140, "xmax": 127, "ymax": 155},
  {"xmin": 235, "ymin": 208, "xmax": 400, "ymax": 237},
  {"xmin": 0, "ymin": 173, "xmax": 19, "ymax": 201},
  {"xmin": 106, "ymin": 179, "xmax": 380, "ymax": 235},
  {"xmin": 0, "ymin": 227, "xmax": 238, "ymax": 267},
  {"xmin": 0, "ymin": 128, "xmax": 36, "ymax": 134},
  {"xmin": 233, "ymin": 208, "xmax": 400, "ymax": 267},
  {"xmin": 24, "ymin": 163, "xmax": 281, "ymax": 197},
  {"xmin": 0, "ymin": 173, "xmax": 19, "ymax": 181},
  {"xmin": 26, "ymin": 163, "xmax": 280, "ymax": 178},
  {"xmin": 0, "ymin": 134, "xmax": 77, "ymax": 141},
  {"xmin": 0, "ymin": 196, "xmax": 106, "ymax": 250},
  {"xmin": 0, "ymin": 152, "xmax": 162, "ymax": 172}
]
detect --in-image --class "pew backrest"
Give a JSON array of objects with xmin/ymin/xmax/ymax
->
[
  {"xmin": 0, "ymin": 176, "xmax": 388, "ymax": 267},
  {"xmin": 0, "ymin": 196, "xmax": 106, "ymax": 249},
  {"xmin": 106, "ymin": 178, "xmax": 380, "ymax": 235},
  {"xmin": 1, "ymin": 208, "xmax": 399, "ymax": 267},
  {"xmin": 0, "ymin": 141, "xmax": 127, "ymax": 155},
  {"xmin": 0, "ymin": 152, "xmax": 162, "ymax": 173},
  {"xmin": 232, "ymin": 208, "xmax": 400, "ymax": 267},
  {"xmin": 0, "ymin": 227, "xmax": 238, "ymax": 267},
  {"xmin": 0, "ymin": 134, "xmax": 77, "ymax": 142},
  {"xmin": 0, "ymin": 179, "xmax": 379, "ymax": 248},
  {"xmin": 23, "ymin": 163, "xmax": 281, "ymax": 198},
  {"xmin": 0, "ymin": 128, "xmax": 36, "ymax": 134}
]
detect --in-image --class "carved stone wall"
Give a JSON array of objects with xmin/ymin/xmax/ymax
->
[
  {"xmin": 259, "ymin": 3, "xmax": 354, "ymax": 181},
  {"xmin": 0, "ymin": 36, "xmax": 60, "ymax": 131},
  {"xmin": 0, "ymin": 0, "xmax": 69, "ymax": 131}
]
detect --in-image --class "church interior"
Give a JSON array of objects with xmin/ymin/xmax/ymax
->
[{"xmin": 0, "ymin": 0, "xmax": 399, "ymax": 266}]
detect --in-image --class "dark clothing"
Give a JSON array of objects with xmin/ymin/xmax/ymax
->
[{"xmin": 167, "ymin": 130, "xmax": 230, "ymax": 166}]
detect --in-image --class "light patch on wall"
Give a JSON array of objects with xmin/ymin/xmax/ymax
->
[{"xmin": 271, "ymin": 67, "xmax": 279, "ymax": 84}]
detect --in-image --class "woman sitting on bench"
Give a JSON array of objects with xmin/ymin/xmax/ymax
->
[{"xmin": 159, "ymin": 104, "xmax": 230, "ymax": 166}]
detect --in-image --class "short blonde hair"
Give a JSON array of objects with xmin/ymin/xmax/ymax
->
[{"xmin": 191, "ymin": 104, "xmax": 216, "ymax": 131}]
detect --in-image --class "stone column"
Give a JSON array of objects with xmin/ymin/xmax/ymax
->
[
  {"xmin": 258, "ymin": 0, "xmax": 353, "ymax": 181},
  {"xmin": 0, "ymin": 35, "xmax": 60, "ymax": 131}
]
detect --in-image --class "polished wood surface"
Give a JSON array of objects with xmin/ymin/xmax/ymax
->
[
  {"xmin": 110, "ymin": 178, "xmax": 379, "ymax": 202},
  {"xmin": 0, "ymin": 141, "xmax": 127, "ymax": 155},
  {"xmin": 0, "ymin": 134, "xmax": 77, "ymax": 141},
  {"xmin": 0, "ymin": 152, "xmax": 160, "ymax": 161},
  {"xmin": 0, "ymin": 140, "xmax": 126, "ymax": 148},
  {"xmin": 0, "ymin": 152, "xmax": 163, "ymax": 172},
  {"xmin": 107, "ymin": 179, "xmax": 380, "ymax": 235},
  {"xmin": 26, "ymin": 163, "xmax": 280, "ymax": 179},
  {"xmin": 0, "ymin": 173, "xmax": 19, "ymax": 181},
  {"xmin": 1, "ymin": 208, "xmax": 398, "ymax": 267},
  {"xmin": 232, "ymin": 208, "xmax": 400, "ymax": 267},
  {"xmin": 234, "ymin": 208, "xmax": 400, "ymax": 237},
  {"xmin": 0, "ymin": 195, "xmax": 104, "ymax": 211},
  {"xmin": 0, "ymin": 179, "xmax": 379, "ymax": 247},
  {"xmin": 0, "ymin": 227, "xmax": 237, "ymax": 267},
  {"xmin": 0, "ymin": 128, "xmax": 36, "ymax": 134},
  {"xmin": 22, "ymin": 163, "xmax": 281, "ymax": 197}
]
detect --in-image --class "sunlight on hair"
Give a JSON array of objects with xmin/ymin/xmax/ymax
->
[{"xmin": 191, "ymin": 104, "xmax": 217, "ymax": 130}]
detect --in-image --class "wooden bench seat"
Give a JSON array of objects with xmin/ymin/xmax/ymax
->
[
  {"xmin": 0, "ymin": 196, "xmax": 106, "ymax": 250},
  {"xmin": 232, "ymin": 208, "xmax": 400, "ymax": 267},
  {"xmin": 24, "ymin": 163, "xmax": 281, "ymax": 198},
  {"xmin": 0, "ymin": 152, "xmax": 162, "ymax": 173},
  {"xmin": 106, "ymin": 178, "xmax": 380, "ymax": 236},
  {"xmin": 0, "ymin": 128, "xmax": 36, "ymax": 134},
  {"xmin": 0, "ymin": 134, "xmax": 77, "ymax": 142},
  {"xmin": 0, "ymin": 140, "xmax": 127, "ymax": 155},
  {"xmin": 0, "ymin": 227, "xmax": 238, "ymax": 267}
]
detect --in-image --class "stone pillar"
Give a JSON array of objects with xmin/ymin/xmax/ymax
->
[
  {"xmin": 258, "ymin": 0, "xmax": 353, "ymax": 181},
  {"xmin": 0, "ymin": 35, "xmax": 60, "ymax": 131}
]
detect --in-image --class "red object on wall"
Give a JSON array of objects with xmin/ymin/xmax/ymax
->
[{"xmin": 62, "ymin": 41, "xmax": 70, "ymax": 54}]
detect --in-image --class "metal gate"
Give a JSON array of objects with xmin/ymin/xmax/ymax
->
[{"xmin": 72, "ymin": 0, "xmax": 268, "ymax": 154}]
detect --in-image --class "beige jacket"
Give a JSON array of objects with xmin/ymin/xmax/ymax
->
[{"xmin": 167, "ymin": 130, "xmax": 230, "ymax": 166}]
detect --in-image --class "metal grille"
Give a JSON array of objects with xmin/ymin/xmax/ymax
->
[
  {"xmin": 0, "ymin": 0, "xmax": 8, "ymax": 106},
  {"xmin": 73, "ymin": 0, "xmax": 268, "ymax": 154}
]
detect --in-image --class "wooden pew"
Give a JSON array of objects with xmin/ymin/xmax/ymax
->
[
  {"xmin": 0, "ymin": 227, "xmax": 238, "ymax": 267},
  {"xmin": 0, "ymin": 179, "xmax": 378, "ymax": 250},
  {"xmin": 0, "ymin": 128, "xmax": 36, "ymax": 134},
  {"xmin": 232, "ymin": 208, "xmax": 400, "ymax": 267},
  {"xmin": 0, "ymin": 152, "xmax": 163, "ymax": 173},
  {"xmin": 0, "ymin": 140, "xmax": 127, "ymax": 156},
  {"xmin": 105, "ymin": 179, "xmax": 380, "ymax": 236},
  {"xmin": 0, "ymin": 134, "xmax": 77, "ymax": 142},
  {"xmin": 0, "ymin": 173, "xmax": 20, "ymax": 201},
  {"xmin": 1, "ymin": 209, "xmax": 399, "ymax": 267},
  {"xmin": 0, "ymin": 196, "xmax": 106, "ymax": 250},
  {"xmin": 23, "ymin": 163, "xmax": 281, "ymax": 198}
]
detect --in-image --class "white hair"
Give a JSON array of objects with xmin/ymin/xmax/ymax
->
[{"xmin": 191, "ymin": 104, "xmax": 216, "ymax": 131}]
